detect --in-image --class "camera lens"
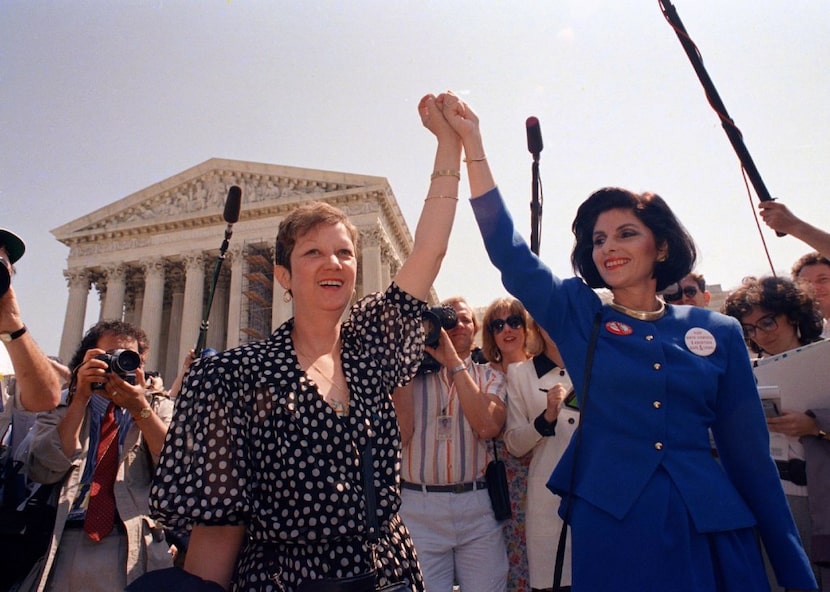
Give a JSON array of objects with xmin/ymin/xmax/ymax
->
[{"xmin": 109, "ymin": 349, "xmax": 141, "ymax": 374}]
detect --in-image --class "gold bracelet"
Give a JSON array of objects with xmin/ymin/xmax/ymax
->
[
  {"xmin": 463, "ymin": 155, "xmax": 487, "ymax": 163},
  {"xmin": 425, "ymin": 195, "xmax": 459, "ymax": 201},
  {"xmin": 430, "ymin": 169, "xmax": 461, "ymax": 181}
]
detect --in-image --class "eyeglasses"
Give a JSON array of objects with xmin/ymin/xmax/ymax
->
[
  {"xmin": 741, "ymin": 314, "xmax": 778, "ymax": 339},
  {"xmin": 663, "ymin": 285, "xmax": 699, "ymax": 302},
  {"xmin": 489, "ymin": 314, "xmax": 525, "ymax": 334}
]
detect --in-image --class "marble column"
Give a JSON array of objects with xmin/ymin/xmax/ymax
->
[
  {"xmin": 207, "ymin": 271, "xmax": 229, "ymax": 352},
  {"xmin": 59, "ymin": 269, "xmax": 91, "ymax": 363},
  {"xmin": 101, "ymin": 264, "xmax": 127, "ymax": 321},
  {"xmin": 360, "ymin": 226, "xmax": 384, "ymax": 297},
  {"xmin": 179, "ymin": 252, "xmax": 205, "ymax": 368},
  {"xmin": 139, "ymin": 259, "xmax": 166, "ymax": 371},
  {"xmin": 381, "ymin": 244, "xmax": 393, "ymax": 290},
  {"xmin": 225, "ymin": 245, "xmax": 244, "ymax": 350},
  {"xmin": 164, "ymin": 267, "xmax": 185, "ymax": 384}
]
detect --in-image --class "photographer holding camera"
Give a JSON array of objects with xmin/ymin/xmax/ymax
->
[
  {"xmin": 395, "ymin": 295, "xmax": 509, "ymax": 591},
  {"xmin": 22, "ymin": 320, "xmax": 174, "ymax": 591},
  {"xmin": 0, "ymin": 228, "xmax": 61, "ymax": 412}
]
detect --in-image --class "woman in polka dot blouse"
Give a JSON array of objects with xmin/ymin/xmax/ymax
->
[{"xmin": 149, "ymin": 93, "xmax": 465, "ymax": 592}]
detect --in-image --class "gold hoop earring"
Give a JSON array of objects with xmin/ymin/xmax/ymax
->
[{"xmin": 283, "ymin": 290, "xmax": 292, "ymax": 303}]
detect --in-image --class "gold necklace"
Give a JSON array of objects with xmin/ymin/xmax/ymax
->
[
  {"xmin": 608, "ymin": 299, "xmax": 666, "ymax": 321},
  {"xmin": 295, "ymin": 346, "xmax": 350, "ymax": 416}
]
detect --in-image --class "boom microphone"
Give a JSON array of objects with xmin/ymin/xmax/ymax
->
[
  {"xmin": 526, "ymin": 116, "xmax": 543, "ymax": 160},
  {"xmin": 195, "ymin": 185, "xmax": 243, "ymax": 356},
  {"xmin": 223, "ymin": 185, "xmax": 242, "ymax": 224}
]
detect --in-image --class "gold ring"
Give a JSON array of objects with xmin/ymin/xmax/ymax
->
[{"xmin": 111, "ymin": 391, "xmax": 118, "ymax": 397}]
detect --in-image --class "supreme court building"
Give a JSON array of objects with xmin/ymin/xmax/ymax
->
[{"xmin": 52, "ymin": 158, "xmax": 417, "ymax": 383}]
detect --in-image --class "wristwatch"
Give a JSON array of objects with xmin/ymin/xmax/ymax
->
[
  {"xmin": 134, "ymin": 407, "xmax": 153, "ymax": 421},
  {"xmin": 0, "ymin": 325, "xmax": 27, "ymax": 343}
]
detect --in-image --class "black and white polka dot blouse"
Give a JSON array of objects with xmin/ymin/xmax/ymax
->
[{"xmin": 150, "ymin": 283, "xmax": 427, "ymax": 591}]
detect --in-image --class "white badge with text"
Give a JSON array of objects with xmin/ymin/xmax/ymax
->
[{"xmin": 685, "ymin": 327, "xmax": 716, "ymax": 356}]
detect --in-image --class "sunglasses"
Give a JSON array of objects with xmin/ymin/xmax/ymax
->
[
  {"xmin": 663, "ymin": 286, "xmax": 699, "ymax": 302},
  {"xmin": 741, "ymin": 313, "xmax": 778, "ymax": 339},
  {"xmin": 489, "ymin": 314, "xmax": 525, "ymax": 334}
]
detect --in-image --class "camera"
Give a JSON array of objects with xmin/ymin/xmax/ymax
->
[
  {"xmin": 418, "ymin": 305, "xmax": 459, "ymax": 374},
  {"xmin": 91, "ymin": 348, "xmax": 141, "ymax": 390},
  {"xmin": 0, "ymin": 257, "xmax": 10, "ymax": 299},
  {"xmin": 422, "ymin": 305, "xmax": 458, "ymax": 348}
]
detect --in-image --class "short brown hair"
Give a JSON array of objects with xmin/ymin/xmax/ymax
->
[{"xmin": 274, "ymin": 201, "xmax": 359, "ymax": 271}]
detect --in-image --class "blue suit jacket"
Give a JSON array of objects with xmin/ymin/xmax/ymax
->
[{"xmin": 471, "ymin": 187, "xmax": 816, "ymax": 590}]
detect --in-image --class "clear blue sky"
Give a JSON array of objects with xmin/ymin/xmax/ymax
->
[{"xmin": 1, "ymin": 1, "xmax": 827, "ymax": 359}]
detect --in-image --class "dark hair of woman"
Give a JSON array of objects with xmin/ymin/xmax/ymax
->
[
  {"xmin": 68, "ymin": 319, "xmax": 149, "ymax": 371},
  {"xmin": 721, "ymin": 275, "xmax": 824, "ymax": 354},
  {"xmin": 570, "ymin": 187, "xmax": 697, "ymax": 292},
  {"xmin": 274, "ymin": 201, "xmax": 360, "ymax": 271}
]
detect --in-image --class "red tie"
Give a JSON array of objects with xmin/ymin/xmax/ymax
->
[{"xmin": 84, "ymin": 403, "xmax": 119, "ymax": 541}]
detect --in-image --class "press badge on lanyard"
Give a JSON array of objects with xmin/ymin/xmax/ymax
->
[{"xmin": 436, "ymin": 414, "xmax": 453, "ymax": 440}]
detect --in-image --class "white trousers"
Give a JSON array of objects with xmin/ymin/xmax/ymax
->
[{"xmin": 400, "ymin": 487, "xmax": 508, "ymax": 592}]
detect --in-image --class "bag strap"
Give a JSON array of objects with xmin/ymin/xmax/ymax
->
[
  {"xmin": 553, "ymin": 311, "xmax": 602, "ymax": 591},
  {"xmin": 362, "ymin": 434, "xmax": 379, "ymax": 543}
]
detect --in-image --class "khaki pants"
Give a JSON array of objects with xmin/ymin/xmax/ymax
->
[{"xmin": 46, "ymin": 527, "xmax": 127, "ymax": 592}]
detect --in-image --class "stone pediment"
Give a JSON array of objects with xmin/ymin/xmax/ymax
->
[{"xmin": 52, "ymin": 158, "xmax": 409, "ymax": 254}]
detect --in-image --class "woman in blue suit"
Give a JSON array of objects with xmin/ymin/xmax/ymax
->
[{"xmin": 436, "ymin": 91, "xmax": 817, "ymax": 592}]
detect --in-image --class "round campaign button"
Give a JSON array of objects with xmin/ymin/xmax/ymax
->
[
  {"xmin": 605, "ymin": 321, "xmax": 633, "ymax": 336},
  {"xmin": 685, "ymin": 327, "xmax": 716, "ymax": 356}
]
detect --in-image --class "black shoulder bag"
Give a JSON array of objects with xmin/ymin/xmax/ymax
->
[
  {"xmin": 485, "ymin": 439, "xmax": 512, "ymax": 521},
  {"xmin": 296, "ymin": 433, "xmax": 410, "ymax": 592},
  {"xmin": 553, "ymin": 312, "xmax": 602, "ymax": 592}
]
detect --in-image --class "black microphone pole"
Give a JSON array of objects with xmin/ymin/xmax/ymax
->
[
  {"xmin": 526, "ymin": 117, "xmax": 544, "ymax": 255},
  {"xmin": 195, "ymin": 185, "xmax": 242, "ymax": 356},
  {"xmin": 658, "ymin": 0, "xmax": 784, "ymax": 236}
]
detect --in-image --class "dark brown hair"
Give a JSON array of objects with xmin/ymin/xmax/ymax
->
[
  {"xmin": 721, "ymin": 276, "xmax": 823, "ymax": 354},
  {"xmin": 570, "ymin": 187, "xmax": 696, "ymax": 292}
]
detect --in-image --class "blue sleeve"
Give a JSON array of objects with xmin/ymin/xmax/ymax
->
[
  {"xmin": 711, "ymin": 317, "xmax": 816, "ymax": 589},
  {"xmin": 470, "ymin": 188, "xmax": 600, "ymax": 351}
]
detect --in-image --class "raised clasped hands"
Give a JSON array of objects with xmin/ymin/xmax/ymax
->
[
  {"xmin": 419, "ymin": 91, "xmax": 481, "ymax": 144},
  {"xmin": 418, "ymin": 93, "xmax": 457, "ymax": 142}
]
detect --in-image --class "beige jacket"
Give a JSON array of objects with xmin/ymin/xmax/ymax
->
[{"xmin": 23, "ymin": 390, "xmax": 174, "ymax": 591}]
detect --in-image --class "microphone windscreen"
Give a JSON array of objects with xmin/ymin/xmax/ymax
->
[
  {"xmin": 223, "ymin": 186, "xmax": 242, "ymax": 223},
  {"xmin": 526, "ymin": 116, "xmax": 543, "ymax": 155}
]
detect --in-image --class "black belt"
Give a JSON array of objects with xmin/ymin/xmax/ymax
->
[
  {"xmin": 775, "ymin": 459, "xmax": 807, "ymax": 486},
  {"xmin": 401, "ymin": 480, "xmax": 486, "ymax": 494}
]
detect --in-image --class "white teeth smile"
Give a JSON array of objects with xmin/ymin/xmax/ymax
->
[
  {"xmin": 319, "ymin": 280, "xmax": 342, "ymax": 287},
  {"xmin": 605, "ymin": 259, "xmax": 628, "ymax": 270}
]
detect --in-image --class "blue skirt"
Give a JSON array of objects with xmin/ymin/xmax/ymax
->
[{"xmin": 567, "ymin": 468, "xmax": 769, "ymax": 592}]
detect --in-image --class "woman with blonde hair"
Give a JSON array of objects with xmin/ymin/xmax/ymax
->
[{"xmin": 481, "ymin": 296, "xmax": 537, "ymax": 591}]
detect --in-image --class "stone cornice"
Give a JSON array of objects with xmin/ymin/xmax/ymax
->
[{"xmin": 51, "ymin": 159, "xmax": 412, "ymax": 260}]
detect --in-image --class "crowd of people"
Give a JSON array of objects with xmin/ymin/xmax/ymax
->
[{"xmin": 1, "ymin": 92, "xmax": 828, "ymax": 592}]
